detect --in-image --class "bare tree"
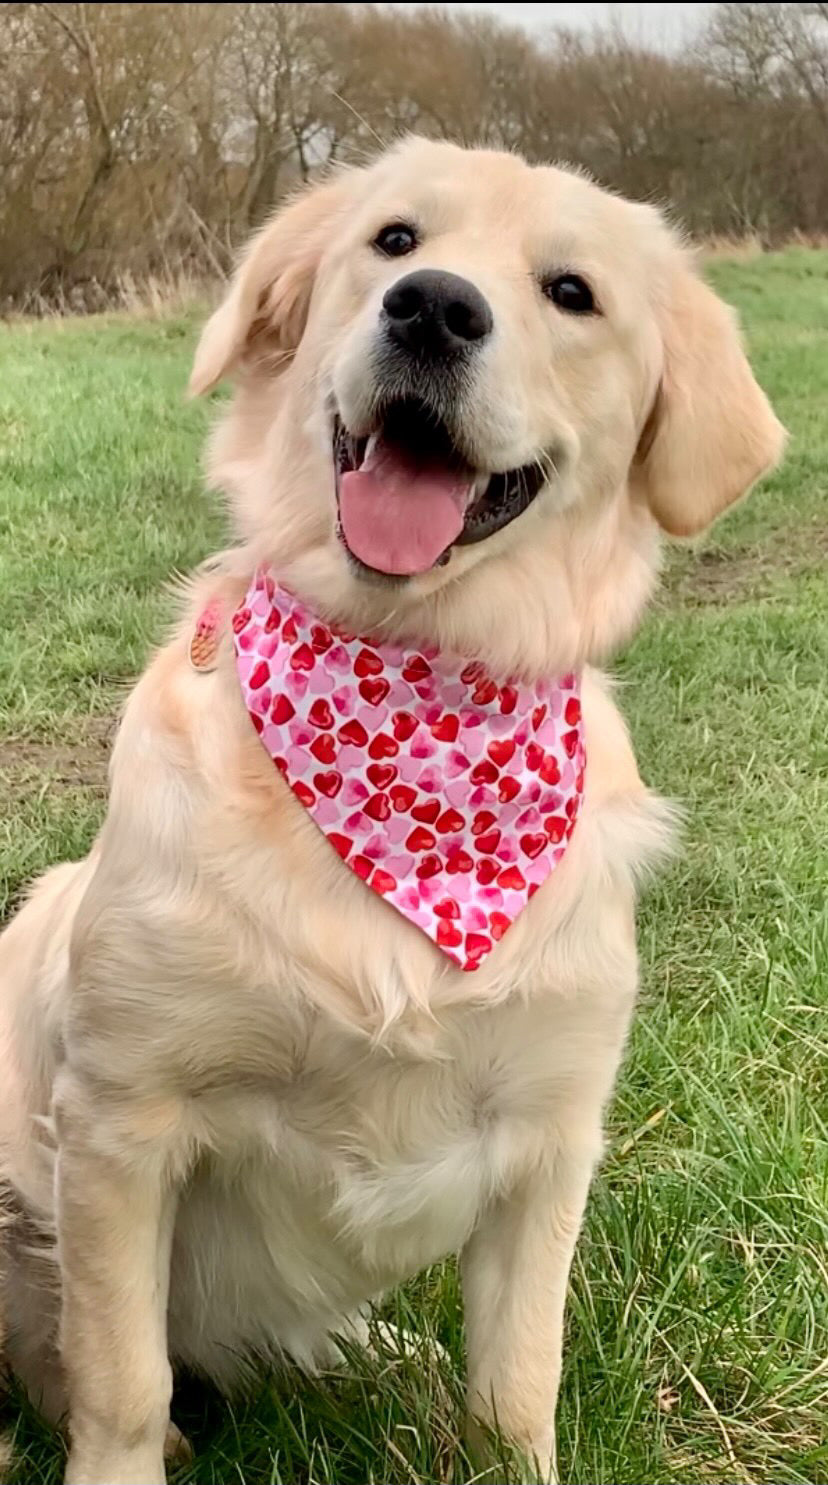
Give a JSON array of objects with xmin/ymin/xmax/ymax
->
[{"xmin": 2, "ymin": 1, "xmax": 828, "ymax": 307}]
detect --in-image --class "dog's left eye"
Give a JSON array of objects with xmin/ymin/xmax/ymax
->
[
  {"xmin": 543, "ymin": 274, "xmax": 596, "ymax": 314},
  {"xmin": 373, "ymin": 223, "xmax": 418, "ymax": 258}
]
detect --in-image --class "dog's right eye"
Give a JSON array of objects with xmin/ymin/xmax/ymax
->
[{"xmin": 373, "ymin": 223, "xmax": 418, "ymax": 258}]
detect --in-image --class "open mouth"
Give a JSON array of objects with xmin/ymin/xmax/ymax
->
[{"xmin": 333, "ymin": 397, "xmax": 547, "ymax": 579}]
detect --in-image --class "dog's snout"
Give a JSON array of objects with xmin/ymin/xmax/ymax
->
[{"xmin": 382, "ymin": 270, "xmax": 493, "ymax": 357}]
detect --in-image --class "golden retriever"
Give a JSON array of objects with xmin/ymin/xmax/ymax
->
[{"xmin": 0, "ymin": 137, "xmax": 783, "ymax": 1484}]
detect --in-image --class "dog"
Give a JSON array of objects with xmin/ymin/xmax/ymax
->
[{"xmin": 0, "ymin": 137, "xmax": 783, "ymax": 1484}]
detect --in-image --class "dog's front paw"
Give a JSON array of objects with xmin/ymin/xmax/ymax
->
[{"xmin": 466, "ymin": 1411, "xmax": 558, "ymax": 1484}]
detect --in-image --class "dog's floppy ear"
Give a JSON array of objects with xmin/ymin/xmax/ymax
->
[
  {"xmin": 189, "ymin": 172, "xmax": 354, "ymax": 397},
  {"xmin": 635, "ymin": 267, "xmax": 785, "ymax": 536}
]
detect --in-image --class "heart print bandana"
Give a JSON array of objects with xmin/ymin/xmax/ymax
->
[{"xmin": 232, "ymin": 570, "xmax": 585, "ymax": 972}]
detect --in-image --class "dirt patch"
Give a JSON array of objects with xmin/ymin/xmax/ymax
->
[
  {"xmin": 665, "ymin": 520, "xmax": 828, "ymax": 606},
  {"xmin": 0, "ymin": 714, "xmax": 115, "ymax": 794}
]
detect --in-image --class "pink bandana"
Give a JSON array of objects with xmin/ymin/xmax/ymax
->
[{"xmin": 232, "ymin": 571, "xmax": 585, "ymax": 972}]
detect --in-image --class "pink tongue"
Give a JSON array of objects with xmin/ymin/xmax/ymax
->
[{"xmin": 339, "ymin": 439, "xmax": 472, "ymax": 576}]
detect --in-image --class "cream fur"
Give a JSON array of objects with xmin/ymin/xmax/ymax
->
[{"xmin": 0, "ymin": 138, "xmax": 783, "ymax": 1485}]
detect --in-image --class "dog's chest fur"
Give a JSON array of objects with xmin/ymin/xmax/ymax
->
[{"xmin": 162, "ymin": 979, "xmax": 622, "ymax": 1382}]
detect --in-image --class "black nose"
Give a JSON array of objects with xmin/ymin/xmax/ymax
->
[{"xmin": 382, "ymin": 269, "xmax": 493, "ymax": 357}]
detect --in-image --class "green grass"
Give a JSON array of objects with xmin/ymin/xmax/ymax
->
[{"xmin": 1, "ymin": 250, "xmax": 827, "ymax": 1484}]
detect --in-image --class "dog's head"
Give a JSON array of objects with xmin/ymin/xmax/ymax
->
[{"xmin": 192, "ymin": 138, "xmax": 784, "ymax": 671}]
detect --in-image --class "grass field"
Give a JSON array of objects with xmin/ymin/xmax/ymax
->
[{"xmin": 1, "ymin": 249, "xmax": 827, "ymax": 1485}]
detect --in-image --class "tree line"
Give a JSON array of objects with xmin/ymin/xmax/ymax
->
[{"xmin": 2, "ymin": 1, "xmax": 828, "ymax": 307}]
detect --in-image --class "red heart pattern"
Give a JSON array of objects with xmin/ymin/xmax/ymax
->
[{"xmin": 232, "ymin": 571, "xmax": 585, "ymax": 972}]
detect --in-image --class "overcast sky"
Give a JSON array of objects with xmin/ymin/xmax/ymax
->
[{"xmin": 439, "ymin": 2, "xmax": 713, "ymax": 49}]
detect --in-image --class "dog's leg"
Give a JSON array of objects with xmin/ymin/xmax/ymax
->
[
  {"xmin": 55, "ymin": 1083, "xmax": 178, "ymax": 1485},
  {"xmin": 462, "ymin": 1135, "xmax": 598, "ymax": 1484}
]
